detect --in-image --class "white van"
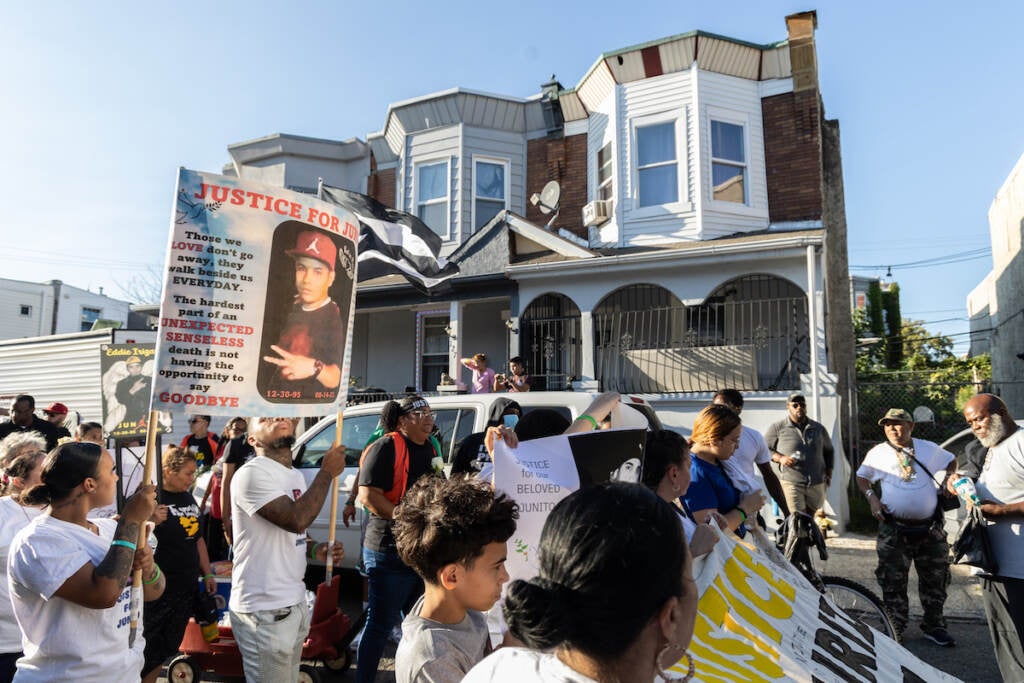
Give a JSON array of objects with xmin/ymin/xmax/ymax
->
[{"xmin": 296, "ymin": 391, "xmax": 661, "ymax": 570}]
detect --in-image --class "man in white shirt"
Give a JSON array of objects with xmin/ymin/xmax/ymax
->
[
  {"xmin": 712, "ymin": 389, "xmax": 789, "ymax": 519},
  {"xmin": 229, "ymin": 417, "xmax": 345, "ymax": 683},
  {"xmin": 857, "ymin": 408, "xmax": 956, "ymax": 646},
  {"xmin": 961, "ymin": 394, "xmax": 1024, "ymax": 680}
]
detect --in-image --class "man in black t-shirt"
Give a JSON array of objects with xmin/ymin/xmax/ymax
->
[
  {"xmin": 0, "ymin": 394, "xmax": 58, "ymax": 451},
  {"xmin": 263, "ymin": 230, "xmax": 345, "ymax": 402},
  {"xmin": 180, "ymin": 414, "xmax": 219, "ymax": 471},
  {"xmin": 356, "ymin": 396, "xmax": 441, "ymax": 681}
]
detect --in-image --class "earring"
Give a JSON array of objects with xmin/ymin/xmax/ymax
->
[{"xmin": 656, "ymin": 644, "xmax": 694, "ymax": 682}]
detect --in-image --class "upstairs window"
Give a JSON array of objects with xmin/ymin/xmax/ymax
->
[
  {"xmin": 81, "ymin": 306, "xmax": 101, "ymax": 331},
  {"xmin": 416, "ymin": 160, "xmax": 449, "ymax": 237},
  {"xmin": 711, "ymin": 120, "xmax": 746, "ymax": 204},
  {"xmin": 597, "ymin": 142, "xmax": 613, "ymax": 201},
  {"xmin": 473, "ymin": 158, "xmax": 508, "ymax": 230},
  {"xmin": 636, "ymin": 122, "xmax": 678, "ymax": 207}
]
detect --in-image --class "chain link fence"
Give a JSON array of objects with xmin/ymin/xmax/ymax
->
[{"xmin": 853, "ymin": 380, "xmax": 983, "ymax": 466}]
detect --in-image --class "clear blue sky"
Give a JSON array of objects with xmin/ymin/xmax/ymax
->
[{"xmin": 2, "ymin": 1, "xmax": 1021, "ymax": 355}]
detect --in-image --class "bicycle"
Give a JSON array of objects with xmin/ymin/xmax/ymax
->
[{"xmin": 775, "ymin": 511, "xmax": 897, "ymax": 639}]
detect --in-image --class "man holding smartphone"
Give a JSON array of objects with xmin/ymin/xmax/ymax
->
[{"xmin": 450, "ymin": 398, "xmax": 522, "ymax": 476}]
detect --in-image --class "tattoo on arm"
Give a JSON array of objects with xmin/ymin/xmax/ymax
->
[
  {"xmin": 257, "ymin": 471, "xmax": 335, "ymax": 533},
  {"xmin": 95, "ymin": 521, "xmax": 139, "ymax": 586}
]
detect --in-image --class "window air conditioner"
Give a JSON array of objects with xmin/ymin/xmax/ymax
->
[{"xmin": 582, "ymin": 199, "xmax": 612, "ymax": 227}]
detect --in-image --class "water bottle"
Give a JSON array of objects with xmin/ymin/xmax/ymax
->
[{"xmin": 953, "ymin": 476, "xmax": 981, "ymax": 506}]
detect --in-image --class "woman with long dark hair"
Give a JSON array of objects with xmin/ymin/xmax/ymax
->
[
  {"xmin": 8, "ymin": 441, "xmax": 162, "ymax": 682},
  {"xmin": 465, "ymin": 483, "xmax": 699, "ymax": 682}
]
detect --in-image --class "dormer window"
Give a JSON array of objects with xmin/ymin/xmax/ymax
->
[
  {"xmin": 473, "ymin": 157, "xmax": 509, "ymax": 230},
  {"xmin": 636, "ymin": 121, "xmax": 678, "ymax": 207},
  {"xmin": 711, "ymin": 120, "xmax": 746, "ymax": 204},
  {"xmin": 415, "ymin": 159, "xmax": 450, "ymax": 238}
]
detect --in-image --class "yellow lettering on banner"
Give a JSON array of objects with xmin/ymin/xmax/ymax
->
[
  {"xmin": 711, "ymin": 575, "xmax": 780, "ymax": 643},
  {"xmin": 732, "ymin": 544, "xmax": 797, "ymax": 602},
  {"xmin": 690, "ymin": 600, "xmax": 784, "ymax": 681},
  {"xmin": 701, "ymin": 585, "xmax": 776, "ymax": 655}
]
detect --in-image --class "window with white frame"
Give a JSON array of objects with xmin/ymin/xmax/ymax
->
[
  {"xmin": 473, "ymin": 158, "xmax": 508, "ymax": 230},
  {"xmin": 597, "ymin": 142, "xmax": 613, "ymax": 201},
  {"xmin": 416, "ymin": 160, "xmax": 449, "ymax": 237},
  {"xmin": 711, "ymin": 120, "xmax": 746, "ymax": 204},
  {"xmin": 636, "ymin": 122, "xmax": 678, "ymax": 207}
]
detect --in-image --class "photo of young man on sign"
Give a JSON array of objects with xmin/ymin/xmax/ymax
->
[{"xmin": 257, "ymin": 222, "xmax": 355, "ymax": 404}]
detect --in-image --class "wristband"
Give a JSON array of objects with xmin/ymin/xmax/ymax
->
[
  {"xmin": 577, "ymin": 414, "xmax": 599, "ymax": 429},
  {"xmin": 202, "ymin": 573, "xmax": 215, "ymax": 580},
  {"xmin": 309, "ymin": 542, "xmax": 320, "ymax": 560},
  {"xmin": 111, "ymin": 539, "xmax": 137, "ymax": 551},
  {"xmin": 864, "ymin": 489, "xmax": 875, "ymax": 499},
  {"xmin": 345, "ymin": 500, "xmax": 356, "ymax": 507},
  {"xmin": 735, "ymin": 508, "xmax": 747, "ymax": 523},
  {"xmin": 144, "ymin": 565, "xmax": 162, "ymax": 585}
]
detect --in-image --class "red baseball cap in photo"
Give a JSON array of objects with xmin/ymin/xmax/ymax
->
[{"xmin": 44, "ymin": 402, "xmax": 69, "ymax": 415}]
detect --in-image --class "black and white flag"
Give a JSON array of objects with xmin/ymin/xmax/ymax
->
[{"xmin": 320, "ymin": 185, "xmax": 459, "ymax": 293}]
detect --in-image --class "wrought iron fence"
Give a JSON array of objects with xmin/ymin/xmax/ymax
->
[
  {"xmin": 593, "ymin": 299, "xmax": 809, "ymax": 394},
  {"xmin": 519, "ymin": 314, "xmax": 581, "ymax": 391}
]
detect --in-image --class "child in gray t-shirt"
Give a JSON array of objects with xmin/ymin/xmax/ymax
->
[{"xmin": 392, "ymin": 477, "xmax": 519, "ymax": 683}]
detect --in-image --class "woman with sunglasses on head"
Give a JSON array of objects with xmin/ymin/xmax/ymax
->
[
  {"xmin": 0, "ymin": 433, "xmax": 47, "ymax": 683},
  {"xmin": 141, "ymin": 447, "xmax": 216, "ymax": 683},
  {"xmin": 8, "ymin": 441, "xmax": 161, "ymax": 683},
  {"xmin": 355, "ymin": 396, "xmax": 445, "ymax": 683},
  {"xmin": 465, "ymin": 483, "xmax": 699, "ymax": 682}
]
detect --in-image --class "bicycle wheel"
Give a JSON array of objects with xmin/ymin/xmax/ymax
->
[{"xmin": 821, "ymin": 576, "xmax": 896, "ymax": 639}]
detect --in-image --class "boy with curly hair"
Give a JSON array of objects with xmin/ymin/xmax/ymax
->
[{"xmin": 392, "ymin": 476, "xmax": 518, "ymax": 682}]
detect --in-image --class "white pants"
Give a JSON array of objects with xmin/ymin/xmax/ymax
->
[{"xmin": 230, "ymin": 601, "xmax": 310, "ymax": 683}]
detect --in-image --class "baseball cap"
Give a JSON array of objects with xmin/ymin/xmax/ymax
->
[
  {"xmin": 878, "ymin": 408, "xmax": 914, "ymax": 426},
  {"xmin": 43, "ymin": 402, "xmax": 68, "ymax": 416},
  {"xmin": 787, "ymin": 393, "xmax": 806, "ymax": 404},
  {"xmin": 286, "ymin": 230, "xmax": 336, "ymax": 271},
  {"xmin": 126, "ymin": 356, "xmax": 142, "ymax": 366}
]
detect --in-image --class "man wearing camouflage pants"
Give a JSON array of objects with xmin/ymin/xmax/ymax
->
[{"xmin": 856, "ymin": 408, "xmax": 957, "ymax": 646}]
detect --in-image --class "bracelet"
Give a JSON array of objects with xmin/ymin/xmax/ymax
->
[
  {"xmin": 735, "ymin": 508, "xmax": 747, "ymax": 522},
  {"xmin": 309, "ymin": 542, "xmax": 320, "ymax": 560},
  {"xmin": 577, "ymin": 414, "xmax": 599, "ymax": 429},
  {"xmin": 110, "ymin": 539, "xmax": 137, "ymax": 551},
  {"xmin": 202, "ymin": 573, "xmax": 215, "ymax": 580},
  {"xmin": 345, "ymin": 501, "xmax": 356, "ymax": 507},
  {"xmin": 144, "ymin": 565, "xmax": 162, "ymax": 585},
  {"xmin": 864, "ymin": 489, "xmax": 875, "ymax": 499}
]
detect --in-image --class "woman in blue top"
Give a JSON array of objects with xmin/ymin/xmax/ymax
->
[{"xmin": 681, "ymin": 405, "xmax": 765, "ymax": 539}]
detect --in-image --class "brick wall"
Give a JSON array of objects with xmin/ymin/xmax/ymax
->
[
  {"xmin": 367, "ymin": 167, "xmax": 397, "ymax": 208},
  {"xmin": 762, "ymin": 90, "xmax": 822, "ymax": 223},
  {"xmin": 526, "ymin": 133, "xmax": 588, "ymax": 239}
]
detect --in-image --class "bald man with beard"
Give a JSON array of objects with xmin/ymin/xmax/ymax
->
[{"xmin": 958, "ymin": 393, "xmax": 1024, "ymax": 681}]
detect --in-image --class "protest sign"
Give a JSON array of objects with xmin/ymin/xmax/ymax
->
[
  {"xmin": 151, "ymin": 169, "xmax": 358, "ymax": 416},
  {"xmin": 100, "ymin": 343, "xmax": 171, "ymax": 439},
  {"xmin": 492, "ymin": 428, "xmax": 646, "ymax": 581}
]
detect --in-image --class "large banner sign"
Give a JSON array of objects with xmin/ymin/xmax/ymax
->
[
  {"xmin": 100, "ymin": 343, "xmax": 171, "ymax": 439},
  {"xmin": 494, "ymin": 436, "xmax": 961, "ymax": 683},
  {"xmin": 151, "ymin": 169, "xmax": 358, "ymax": 416}
]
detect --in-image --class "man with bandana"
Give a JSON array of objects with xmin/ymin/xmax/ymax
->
[{"xmin": 856, "ymin": 408, "xmax": 956, "ymax": 646}]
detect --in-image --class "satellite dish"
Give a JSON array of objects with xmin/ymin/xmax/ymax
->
[
  {"xmin": 530, "ymin": 181, "xmax": 561, "ymax": 215},
  {"xmin": 912, "ymin": 406, "xmax": 935, "ymax": 424}
]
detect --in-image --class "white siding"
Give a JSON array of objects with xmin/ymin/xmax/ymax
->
[
  {"xmin": 461, "ymin": 126, "xmax": 526, "ymax": 239},
  {"xmin": 0, "ymin": 330, "xmax": 113, "ymax": 423},
  {"xmin": 696, "ymin": 70, "xmax": 771, "ymax": 238},
  {"xmin": 587, "ymin": 94, "xmax": 618, "ymax": 246},
  {"xmin": 617, "ymin": 70, "xmax": 700, "ymax": 245},
  {"xmin": 0, "ymin": 279, "xmax": 52, "ymax": 340},
  {"xmin": 54, "ymin": 284, "xmax": 132, "ymax": 334}
]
